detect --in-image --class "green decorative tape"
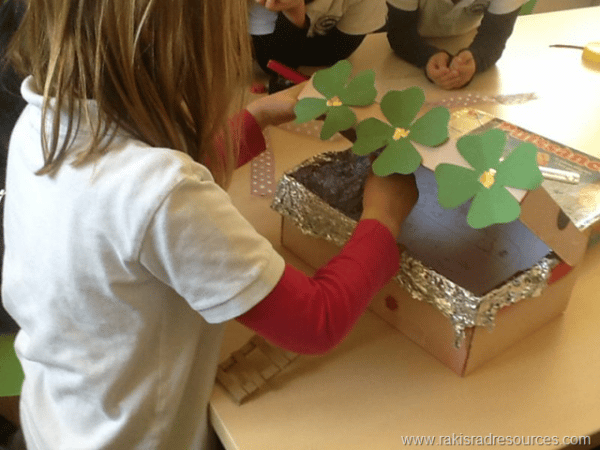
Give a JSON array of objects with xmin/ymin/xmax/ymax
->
[
  {"xmin": 435, "ymin": 129, "xmax": 543, "ymax": 229},
  {"xmin": 294, "ymin": 60, "xmax": 377, "ymax": 140},
  {"xmin": 352, "ymin": 87, "xmax": 450, "ymax": 175},
  {"xmin": 0, "ymin": 333, "xmax": 24, "ymax": 397}
]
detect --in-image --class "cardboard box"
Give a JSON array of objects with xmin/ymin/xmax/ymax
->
[
  {"xmin": 281, "ymin": 216, "xmax": 580, "ymax": 376},
  {"xmin": 272, "ymin": 109, "xmax": 598, "ymax": 376}
]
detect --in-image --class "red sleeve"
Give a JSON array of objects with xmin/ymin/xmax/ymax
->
[
  {"xmin": 230, "ymin": 110, "xmax": 267, "ymax": 168},
  {"xmin": 237, "ymin": 219, "xmax": 400, "ymax": 354},
  {"xmin": 213, "ymin": 110, "xmax": 266, "ymax": 169}
]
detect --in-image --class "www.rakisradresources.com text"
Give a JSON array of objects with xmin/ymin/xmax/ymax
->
[{"xmin": 400, "ymin": 434, "xmax": 591, "ymax": 446}]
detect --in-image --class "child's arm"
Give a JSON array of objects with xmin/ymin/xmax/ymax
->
[
  {"xmin": 252, "ymin": 14, "xmax": 366, "ymax": 74},
  {"xmin": 463, "ymin": 7, "xmax": 520, "ymax": 74},
  {"xmin": 237, "ymin": 220, "xmax": 398, "ymax": 354},
  {"xmin": 228, "ymin": 111, "xmax": 267, "ymax": 168},
  {"xmin": 387, "ymin": 4, "xmax": 463, "ymax": 89},
  {"xmin": 238, "ymin": 171, "xmax": 418, "ymax": 354},
  {"xmin": 231, "ymin": 83, "xmax": 304, "ymax": 167},
  {"xmin": 438, "ymin": 7, "xmax": 520, "ymax": 89},
  {"xmin": 139, "ymin": 151, "xmax": 416, "ymax": 356},
  {"xmin": 386, "ymin": 3, "xmax": 443, "ymax": 69}
]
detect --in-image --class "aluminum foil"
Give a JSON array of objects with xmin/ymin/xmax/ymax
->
[
  {"xmin": 396, "ymin": 253, "xmax": 558, "ymax": 347},
  {"xmin": 271, "ymin": 149, "xmax": 560, "ymax": 347},
  {"xmin": 271, "ymin": 150, "xmax": 369, "ymax": 248}
]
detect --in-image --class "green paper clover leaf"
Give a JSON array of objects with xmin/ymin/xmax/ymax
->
[
  {"xmin": 294, "ymin": 60, "xmax": 377, "ymax": 140},
  {"xmin": 352, "ymin": 87, "xmax": 450, "ymax": 175},
  {"xmin": 434, "ymin": 129, "xmax": 544, "ymax": 229}
]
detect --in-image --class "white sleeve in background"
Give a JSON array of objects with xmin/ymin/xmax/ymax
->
[
  {"xmin": 336, "ymin": 0, "xmax": 387, "ymax": 35},
  {"xmin": 248, "ymin": 2, "xmax": 279, "ymax": 35},
  {"xmin": 386, "ymin": 0, "xmax": 527, "ymax": 15},
  {"xmin": 488, "ymin": 0, "xmax": 528, "ymax": 14},
  {"xmin": 389, "ymin": 0, "xmax": 527, "ymax": 38},
  {"xmin": 306, "ymin": 0, "xmax": 387, "ymax": 36}
]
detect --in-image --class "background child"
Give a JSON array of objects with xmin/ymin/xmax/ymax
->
[
  {"xmin": 386, "ymin": 0, "xmax": 527, "ymax": 89},
  {"xmin": 3, "ymin": 0, "xmax": 418, "ymax": 448},
  {"xmin": 249, "ymin": 0, "xmax": 387, "ymax": 75}
]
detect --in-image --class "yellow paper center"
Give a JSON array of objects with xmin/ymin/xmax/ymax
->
[
  {"xmin": 326, "ymin": 96, "xmax": 343, "ymax": 107},
  {"xmin": 479, "ymin": 169, "xmax": 497, "ymax": 188},
  {"xmin": 393, "ymin": 128, "xmax": 410, "ymax": 140}
]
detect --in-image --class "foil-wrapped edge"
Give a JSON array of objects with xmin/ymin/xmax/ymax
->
[
  {"xmin": 396, "ymin": 253, "xmax": 559, "ymax": 347},
  {"xmin": 271, "ymin": 152, "xmax": 358, "ymax": 248},
  {"xmin": 271, "ymin": 152, "xmax": 561, "ymax": 348}
]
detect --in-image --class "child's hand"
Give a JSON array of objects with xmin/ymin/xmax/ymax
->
[
  {"xmin": 256, "ymin": 0, "xmax": 306, "ymax": 28},
  {"xmin": 360, "ymin": 169, "xmax": 419, "ymax": 238},
  {"xmin": 448, "ymin": 50, "xmax": 476, "ymax": 88},
  {"xmin": 246, "ymin": 82, "xmax": 306, "ymax": 129},
  {"xmin": 425, "ymin": 52, "xmax": 452, "ymax": 87},
  {"xmin": 426, "ymin": 50, "xmax": 475, "ymax": 90}
]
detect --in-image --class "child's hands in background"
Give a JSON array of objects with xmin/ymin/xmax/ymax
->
[
  {"xmin": 448, "ymin": 50, "xmax": 476, "ymax": 88},
  {"xmin": 426, "ymin": 50, "xmax": 475, "ymax": 90},
  {"xmin": 246, "ymin": 81, "xmax": 306, "ymax": 129},
  {"xmin": 425, "ymin": 51, "xmax": 452, "ymax": 87},
  {"xmin": 255, "ymin": 0, "xmax": 306, "ymax": 28},
  {"xmin": 361, "ymin": 169, "xmax": 419, "ymax": 238}
]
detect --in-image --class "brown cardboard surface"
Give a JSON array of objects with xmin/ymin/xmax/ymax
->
[
  {"xmin": 520, "ymin": 187, "xmax": 589, "ymax": 266},
  {"xmin": 463, "ymin": 264, "xmax": 579, "ymax": 375},
  {"xmin": 360, "ymin": 262, "xmax": 577, "ymax": 376},
  {"xmin": 369, "ymin": 283, "xmax": 472, "ymax": 375}
]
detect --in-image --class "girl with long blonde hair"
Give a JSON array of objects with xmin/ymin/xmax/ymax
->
[{"xmin": 4, "ymin": 0, "xmax": 418, "ymax": 448}]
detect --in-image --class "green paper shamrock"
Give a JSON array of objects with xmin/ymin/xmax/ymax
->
[
  {"xmin": 351, "ymin": 87, "xmax": 450, "ymax": 175},
  {"xmin": 294, "ymin": 60, "xmax": 377, "ymax": 140},
  {"xmin": 434, "ymin": 129, "xmax": 544, "ymax": 229}
]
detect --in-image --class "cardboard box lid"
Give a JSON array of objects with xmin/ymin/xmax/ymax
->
[{"xmin": 436, "ymin": 109, "xmax": 599, "ymax": 266}]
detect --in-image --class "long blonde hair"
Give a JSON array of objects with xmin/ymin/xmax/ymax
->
[{"xmin": 9, "ymin": 0, "xmax": 252, "ymax": 187}]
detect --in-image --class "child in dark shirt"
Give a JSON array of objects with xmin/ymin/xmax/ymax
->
[
  {"xmin": 387, "ymin": 0, "xmax": 526, "ymax": 89},
  {"xmin": 249, "ymin": 0, "xmax": 386, "ymax": 76}
]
